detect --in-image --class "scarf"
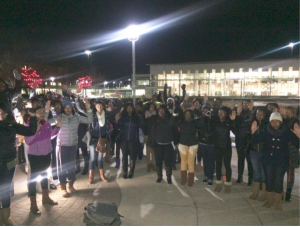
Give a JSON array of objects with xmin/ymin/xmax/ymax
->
[
  {"xmin": 96, "ymin": 111, "xmax": 105, "ymax": 127},
  {"xmin": 267, "ymin": 123, "xmax": 286, "ymax": 137}
]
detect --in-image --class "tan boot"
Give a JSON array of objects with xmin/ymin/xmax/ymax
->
[
  {"xmin": 249, "ymin": 182, "xmax": 260, "ymax": 200},
  {"xmin": 188, "ymin": 172, "xmax": 194, "ymax": 187},
  {"xmin": 29, "ymin": 196, "xmax": 41, "ymax": 215},
  {"xmin": 0, "ymin": 209, "xmax": 4, "ymax": 226},
  {"xmin": 60, "ymin": 183, "xmax": 69, "ymax": 198},
  {"xmin": 263, "ymin": 192, "xmax": 274, "ymax": 208},
  {"xmin": 224, "ymin": 181, "xmax": 231, "ymax": 194},
  {"xmin": 88, "ymin": 170, "xmax": 94, "ymax": 184},
  {"xmin": 214, "ymin": 180, "xmax": 222, "ymax": 192},
  {"xmin": 99, "ymin": 169, "xmax": 108, "ymax": 183},
  {"xmin": 181, "ymin": 170, "xmax": 187, "ymax": 185},
  {"xmin": 256, "ymin": 183, "xmax": 267, "ymax": 201},
  {"xmin": 67, "ymin": 181, "xmax": 76, "ymax": 193},
  {"xmin": 2, "ymin": 208, "xmax": 14, "ymax": 226},
  {"xmin": 274, "ymin": 192, "xmax": 283, "ymax": 211},
  {"xmin": 42, "ymin": 189, "xmax": 58, "ymax": 205}
]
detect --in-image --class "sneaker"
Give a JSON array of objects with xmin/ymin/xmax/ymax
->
[
  {"xmin": 207, "ymin": 180, "xmax": 213, "ymax": 186},
  {"xmin": 203, "ymin": 178, "xmax": 208, "ymax": 183}
]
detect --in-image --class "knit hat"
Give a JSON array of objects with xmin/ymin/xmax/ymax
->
[
  {"xmin": 62, "ymin": 101, "xmax": 73, "ymax": 108},
  {"xmin": 269, "ymin": 112, "xmax": 282, "ymax": 122}
]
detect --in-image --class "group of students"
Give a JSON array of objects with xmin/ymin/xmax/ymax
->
[{"xmin": 0, "ymin": 77, "xmax": 299, "ymax": 225}]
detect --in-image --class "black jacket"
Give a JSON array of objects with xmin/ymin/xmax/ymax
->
[
  {"xmin": 235, "ymin": 109, "xmax": 252, "ymax": 149},
  {"xmin": 198, "ymin": 115, "xmax": 213, "ymax": 145}
]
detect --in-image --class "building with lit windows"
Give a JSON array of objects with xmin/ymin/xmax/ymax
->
[{"xmin": 138, "ymin": 58, "xmax": 299, "ymax": 98}]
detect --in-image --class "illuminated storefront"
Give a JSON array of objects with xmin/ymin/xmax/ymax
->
[{"xmin": 148, "ymin": 59, "xmax": 300, "ymax": 97}]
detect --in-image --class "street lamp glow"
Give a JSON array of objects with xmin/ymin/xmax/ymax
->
[
  {"xmin": 104, "ymin": 81, "xmax": 108, "ymax": 85},
  {"xmin": 288, "ymin": 43, "xmax": 294, "ymax": 48},
  {"xmin": 127, "ymin": 25, "xmax": 140, "ymax": 41},
  {"xmin": 50, "ymin": 77, "xmax": 55, "ymax": 82},
  {"xmin": 85, "ymin": 50, "xmax": 91, "ymax": 55}
]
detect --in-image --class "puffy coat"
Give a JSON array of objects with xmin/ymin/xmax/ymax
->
[
  {"xmin": 284, "ymin": 117, "xmax": 299, "ymax": 168},
  {"xmin": 117, "ymin": 114, "xmax": 141, "ymax": 142},
  {"xmin": 0, "ymin": 117, "xmax": 37, "ymax": 163}
]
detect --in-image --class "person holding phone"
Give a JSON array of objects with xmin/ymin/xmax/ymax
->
[
  {"xmin": 25, "ymin": 106, "xmax": 61, "ymax": 215},
  {"xmin": 0, "ymin": 102, "xmax": 37, "ymax": 225}
]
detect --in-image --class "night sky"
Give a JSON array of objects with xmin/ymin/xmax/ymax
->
[{"xmin": 1, "ymin": 0, "xmax": 298, "ymax": 81}]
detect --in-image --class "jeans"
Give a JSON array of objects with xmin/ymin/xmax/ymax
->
[
  {"xmin": 178, "ymin": 144, "xmax": 198, "ymax": 173},
  {"xmin": 250, "ymin": 150, "xmax": 265, "ymax": 183},
  {"xmin": 263, "ymin": 163, "xmax": 286, "ymax": 193},
  {"xmin": 0, "ymin": 163, "xmax": 15, "ymax": 208},
  {"xmin": 200, "ymin": 143, "xmax": 215, "ymax": 180},
  {"xmin": 237, "ymin": 144, "xmax": 253, "ymax": 179},
  {"xmin": 154, "ymin": 143, "xmax": 174, "ymax": 178},
  {"xmin": 89, "ymin": 137, "xmax": 104, "ymax": 170},
  {"xmin": 28, "ymin": 153, "xmax": 51, "ymax": 196},
  {"xmin": 57, "ymin": 145, "xmax": 77, "ymax": 184},
  {"xmin": 121, "ymin": 140, "xmax": 139, "ymax": 173},
  {"xmin": 215, "ymin": 147, "xmax": 232, "ymax": 182}
]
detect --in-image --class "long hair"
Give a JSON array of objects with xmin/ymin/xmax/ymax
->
[{"xmin": 121, "ymin": 102, "xmax": 139, "ymax": 120}]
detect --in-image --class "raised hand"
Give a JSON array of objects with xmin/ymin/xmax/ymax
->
[
  {"xmin": 83, "ymin": 97, "xmax": 91, "ymax": 110},
  {"xmin": 237, "ymin": 103, "xmax": 242, "ymax": 116},
  {"xmin": 251, "ymin": 121, "xmax": 259, "ymax": 134},
  {"xmin": 230, "ymin": 99, "xmax": 235, "ymax": 109},
  {"xmin": 291, "ymin": 123, "xmax": 300, "ymax": 138},
  {"xmin": 45, "ymin": 100, "xmax": 51, "ymax": 111},
  {"xmin": 230, "ymin": 110, "xmax": 236, "ymax": 120},
  {"xmin": 184, "ymin": 93, "xmax": 189, "ymax": 101}
]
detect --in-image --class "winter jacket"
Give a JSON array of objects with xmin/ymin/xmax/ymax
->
[
  {"xmin": 90, "ymin": 113, "xmax": 110, "ymax": 138},
  {"xmin": 251, "ymin": 123, "xmax": 299, "ymax": 167},
  {"xmin": 25, "ymin": 121, "xmax": 60, "ymax": 156},
  {"xmin": 235, "ymin": 109, "xmax": 252, "ymax": 149},
  {"xmin": 0, "ymin": 117, "xmax": 37, "ymax": 163},
  {"xmin": 197, "ymin": 115, "xmax": 213, "ymax": 145},
  {"xmin": 46, "ymin": 110, "xmax": 93, "ymax": 146},
  {"xmin": 117, "ymin": 114, "xmax": 141, "ymax": 142},
  {"xmin": 249, "ymin": 119, "xmax": 267, "ymax": 152},
  {"xmin": 284, "ymin": 117, "xmax": 300, "ymax": 168}
]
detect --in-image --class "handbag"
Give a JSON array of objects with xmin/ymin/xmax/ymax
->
[{"xmin": 95, "ymin": 137, "xmax": 109, "ymax": 153}]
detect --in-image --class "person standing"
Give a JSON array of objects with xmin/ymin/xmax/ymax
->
[
  {"xmin": 0, "ymin": 102, "xmax": 37, "ymax": 225},
  {"xmin": 251, "ymin": 112, "xmax": 300, "ymax": 211},
  {"xmin": 25, "ymin": 106, "xmax": 61, "ymax": 215}
]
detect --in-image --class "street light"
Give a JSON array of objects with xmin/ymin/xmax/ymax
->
[
  {"xmin": 288, "ymin": 43, "xmax": 294, "ymax": 58},
  {"xmin": 104, "ymin": 81, "xmax": 108, "ymax": 88},
  {"xmin": 49, "ymin": 77, "xmax": 55, "ymax": 92},
  {"xmin": 113, "ymin": 81, "xmax": 115, "ymax": 89},
  {"xmin": 85, "ymin": 50, "xmax": 92, "ymax": 74},
  {"xmin": 127, "ymin": 25, "xmax": 140, "ymax": 105}
]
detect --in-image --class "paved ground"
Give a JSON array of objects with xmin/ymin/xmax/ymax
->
[{"xmin": 11, "ymin": 147, "xmax": 299, "ymax": 226}]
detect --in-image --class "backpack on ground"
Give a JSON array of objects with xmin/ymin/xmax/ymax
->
[{"xmin": 84, "ymin": 201, "xmax": 122, "ymax": 226}]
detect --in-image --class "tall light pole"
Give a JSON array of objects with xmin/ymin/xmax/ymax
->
[
  {"xmin": 113, "ymin": 81, "xmax": 115, "ymax": 89},
  {"xmin": 127, "ymin": 25, "xmax": 139, "ymax": 105},
  {"xmin": 85, "ymin": 50, "xmax": 91, "ymax": 74},
  {"xmin": 288, "ymin": 43, "xmax": 294, "ymax": 58}
]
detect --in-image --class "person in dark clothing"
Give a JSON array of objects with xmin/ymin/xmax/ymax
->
[
  {"xmin": 251, "ymin": 112, "xmax": 300, "ymax": 211},
  {"xmin": 135, "ymin": 102, "xmax": 145, "ymax": 160},
  {"xmin": 235, "ymin": 100, "xmax": 254, "ymax": 185},
  {"xmin": 283, "ymin": 107, "xmax": 299, "ymax": 202},
  {"xmin": 249, "ymin": 107, "xmax": 268, "ymax": 201},
  {"xmin": 0, "ymin": 101, "xmax": 37, "ymax": 225},
  {"xmin": 172, "ymin": 109, "xmax": 200, "ymax": 187},
  {"xmin": 198, "ymin": 106, "xmax": 215, "ymax": 186},
  {"xmin": 147, "ymin": 105, "xmax": 175, "ymax": 184},
  {"xmin": 211, "ymin": 106, "xmax": 237, "ymax": 193},
  {"xmin": 115, "ymin": 102, "xmax": 142, "ymax": 179}
]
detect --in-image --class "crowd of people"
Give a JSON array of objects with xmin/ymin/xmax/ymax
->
[{"xmin": 0, "ymin": 75, "xmax": 299, "ymax": 225}]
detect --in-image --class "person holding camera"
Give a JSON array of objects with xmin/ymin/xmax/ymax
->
[{"xmin": 24, "ymin": 106, "xmax": 61, "ymax": 215}]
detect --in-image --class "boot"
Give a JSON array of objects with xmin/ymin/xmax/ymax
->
[
  {"xmin": 30, "ymin": 196, "xmax": 41, "ymax": 215},
  {"xmin": 166, "ymin": 167, "xmax": 172, "ymax": 184},
  {"xmin": 88, "ymin": 170, "xmax": 94, "ymax": 184},
  {"xmin": 224, "ymin": 181, "xmax": 232, "ymax": 194},
  {"xmin": 42, "ymin": 189, "xmax": 58, "ymax": 205},
  {"xmin": 60, "ymin": 183, "xmax": 69, "ymax": 198},
  {"xmin": 274, "ymin": 192, "xmax": 283, "ymax": 211},
  {"xmin": 2, "ymin": 208, "xmax": 14, "ymax": 226},
  {"xmin": 147, "ymin": 164, "xmax": 151, "ymax": 172},
  {"xmin": 115, "ymin": 158, "xmax": 120, "ymax": 169},
  {"xmin": 214, "ymin": 180, "xmax": 222, "ymax": 192},
  {"xmin": 249, "ymin": 182, "xmax": 260, "ymax": 200},
  {"xmin": 99, "ymin": 169, "xmax": 108, "ymax": 183},
  {"xmin": 285, "ymin": 188, "xmax": 292, "ymax": 202},
  {"xmin": 263, "ymin": 192, "xmax": 274, "ymax": 208},
  {"xmin": 257, "ymin": 183, "xmax": 268, "ymax": 201},
  {"xmin": 81, "ymin": 156, "xmax": 89, "ymax": 175},
  {"xmin": 128, "ymin": 160, "xmax": 135, "ymax": 179},
  {"xmin": 123, "ymin": 172, "xmax": 128, "ymax": 179},
  {"xmin": 67, "ymin": 181, "xmax": 76, "ymax": 193},
  {"xmin": 188, "ymin": 172, "xmax": 194, "ymax": 187},
  {"xmin": 156, "ymin": 167, "xmax": 162, "ymax": 183},
  {"xmin": 236, "ymin": 175, "xmax": 243, "ymax": 183},
  {"xmin": 181, "ymin": 170, "xmax": 187, "ymax": 185}
]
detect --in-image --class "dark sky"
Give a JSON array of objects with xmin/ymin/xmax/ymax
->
[{"xmin": 1, "ymin": 0, "xmax": 299, "ymax": 80}]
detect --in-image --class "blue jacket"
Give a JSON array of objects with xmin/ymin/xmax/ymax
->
[{"xmin": 117, "ymin": 115, "xmax": 141, "ymax": 142}]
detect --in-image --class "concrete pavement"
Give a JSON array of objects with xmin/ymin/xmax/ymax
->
[{"xmin": 10, "ymin": 148, "xmax": 299, "ymax": 226}]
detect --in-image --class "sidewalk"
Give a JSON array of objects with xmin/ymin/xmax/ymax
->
[{"xmin": 10, "ymin": 148, "xmax": 299, "ymax": 226}]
